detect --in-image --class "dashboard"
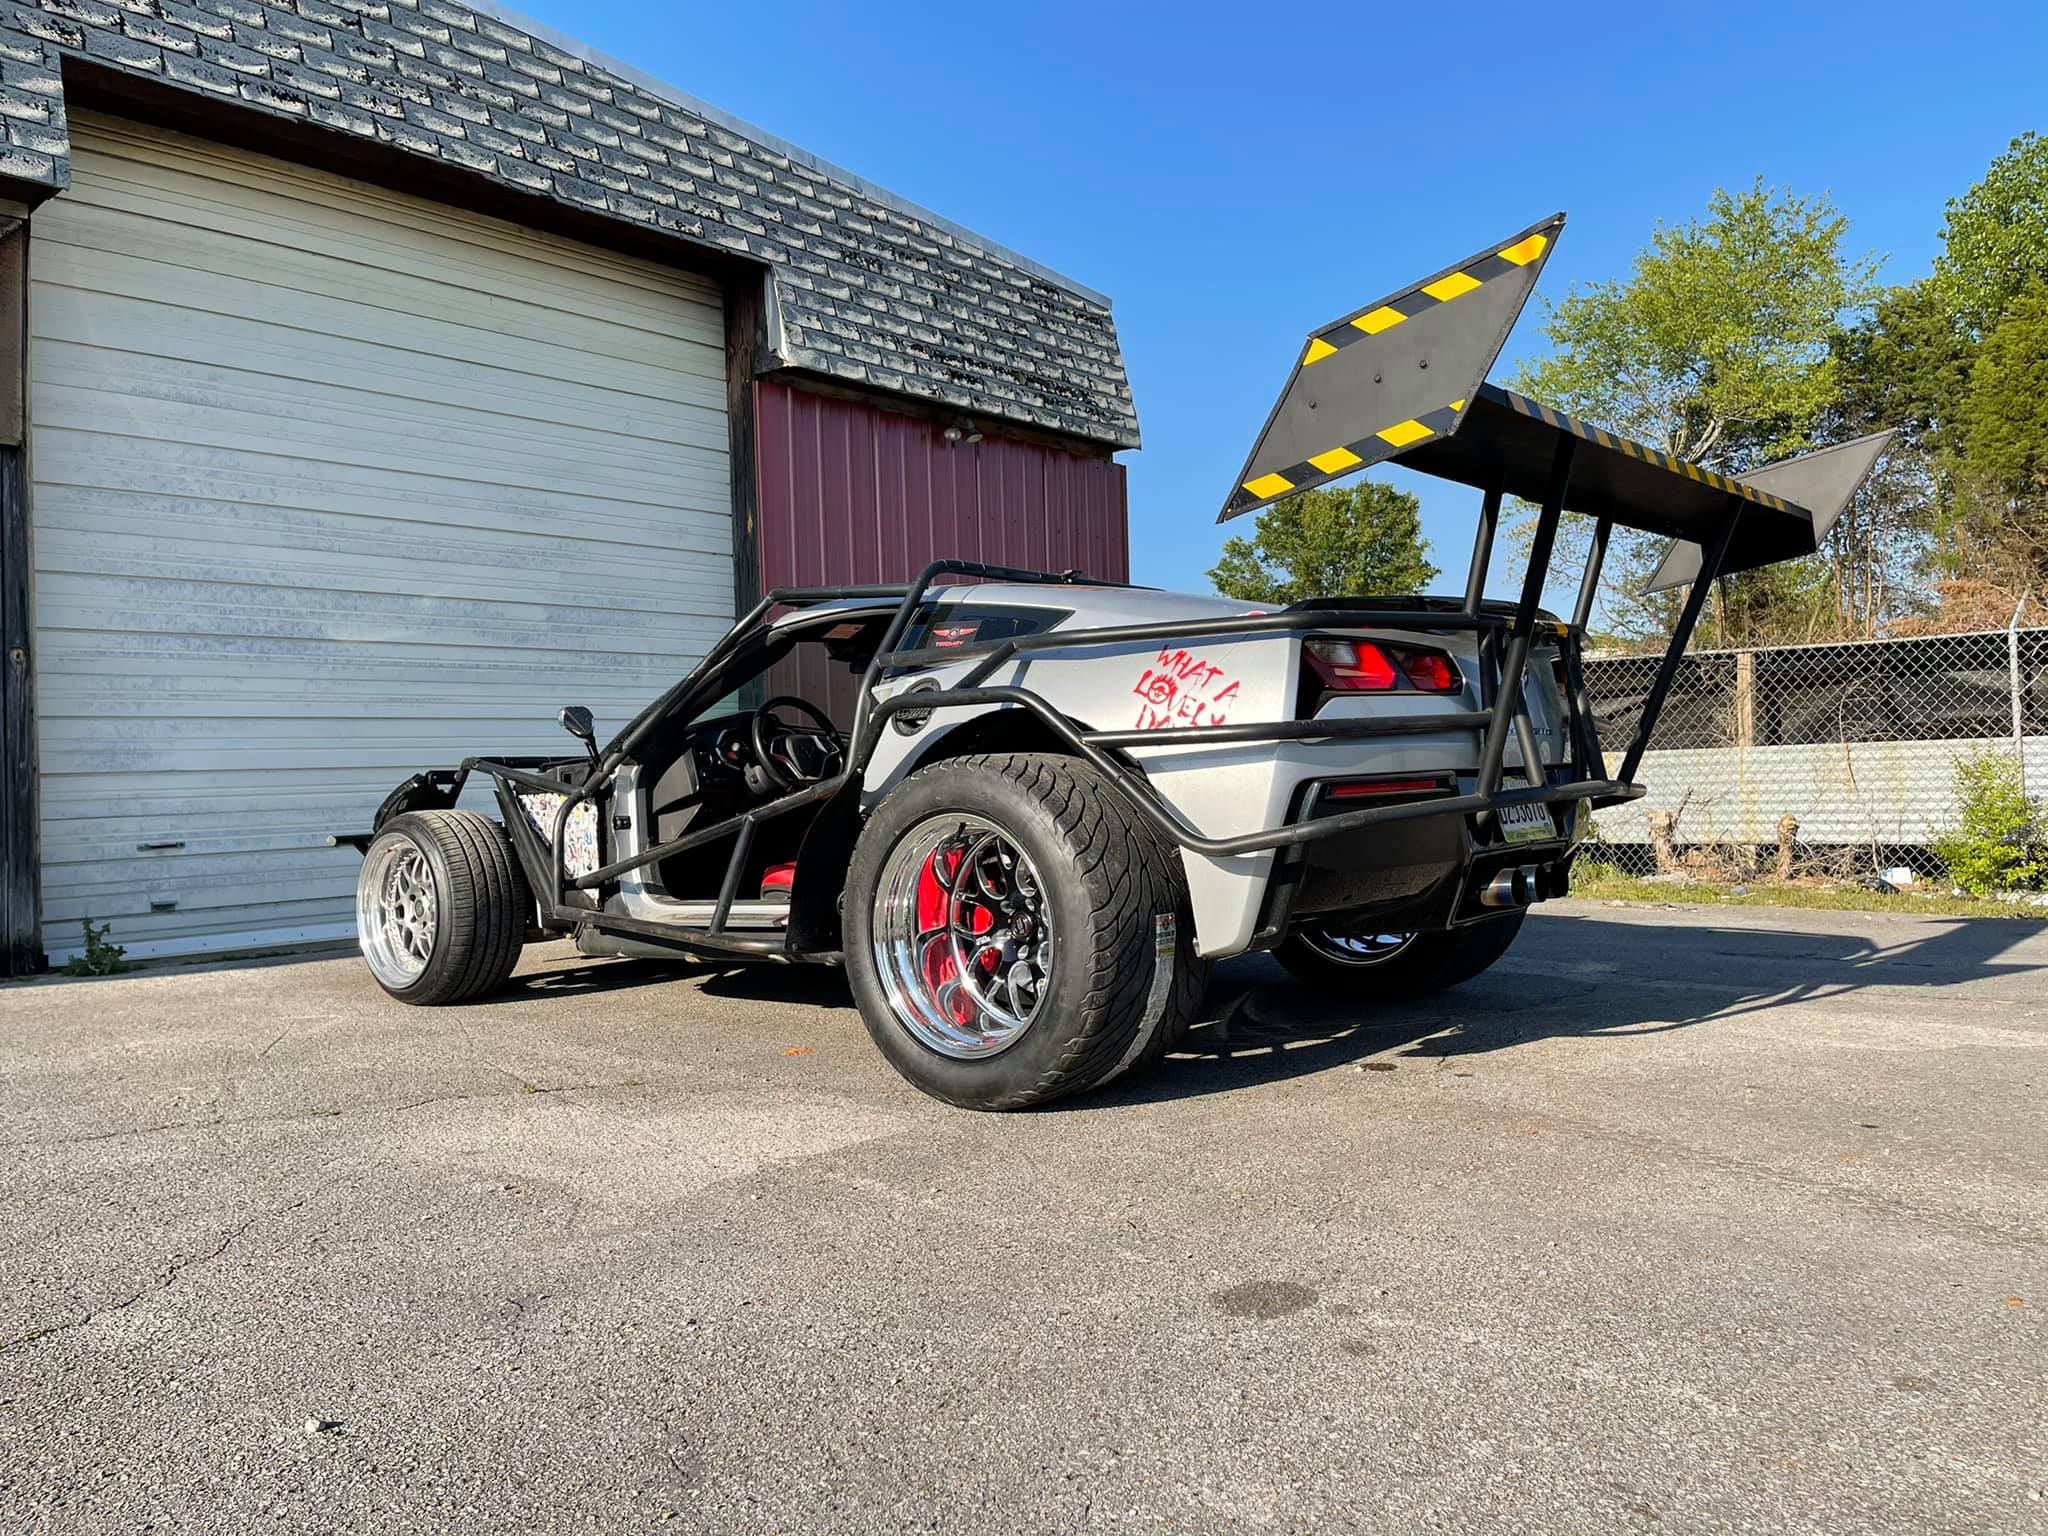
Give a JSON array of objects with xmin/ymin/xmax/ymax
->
[{"xmin": 647, "ymin": 710, "xmax": 845, "ymax": 844}]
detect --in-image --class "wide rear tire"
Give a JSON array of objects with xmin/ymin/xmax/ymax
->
[
  {"xmin": 357, "ymin": 810, "xmax": 531, "ymax": 1005},
  {"xmin": 845, "ymin": 752, "xmax": 1205, "ymax": 1110}
]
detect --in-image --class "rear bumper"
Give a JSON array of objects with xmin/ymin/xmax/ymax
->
[{"xmin": 1251, "ymin": 773, "xmax": 1590, "ymax": 946}]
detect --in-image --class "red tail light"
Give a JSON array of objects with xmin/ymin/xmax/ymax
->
[
  {"xmin": 1395, "ymin": 647, "xmax": 1460, "ymax": 693},
  {"xmin": 1303, "ymin": 637, "xmax": 1463, "ymax": 694},
  {"xmin": 1304, "ymin": 638, "xmax": 1399, "ymax": 691}
]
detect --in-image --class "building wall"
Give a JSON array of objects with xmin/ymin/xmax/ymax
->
[
  {"xmin": 26, "ymin": 113, "xmax": 736, "ymax": 966},
  {"xmin": 753, "ymin": 379, "xmax": 1129, "ymax": 721}
]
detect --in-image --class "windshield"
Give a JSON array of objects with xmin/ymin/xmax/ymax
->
[{"xmin": 679, "ymin": 611, "xmax": 891, "ymax": 732}]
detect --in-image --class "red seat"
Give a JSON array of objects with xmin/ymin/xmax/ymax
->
[{"xmin": 760, "ymin": 862, "xmax": 797, "ymax": 896}]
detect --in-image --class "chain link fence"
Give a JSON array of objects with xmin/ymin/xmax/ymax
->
[{"xmin": 1582, "ymin": 624, "xmax": 2048, "ymax": 883}]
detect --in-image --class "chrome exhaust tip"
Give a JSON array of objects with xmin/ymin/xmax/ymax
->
[{"xmin": 1479, "ymin": 866, "xmax": 1539, "ymax": 909}]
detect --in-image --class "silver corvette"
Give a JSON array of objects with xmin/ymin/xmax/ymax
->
[{"xmin": 342, "ymin": 215, "xmax": 1892, "ymax": 1109}]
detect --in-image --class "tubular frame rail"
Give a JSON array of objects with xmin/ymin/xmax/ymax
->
[{"xmin": 440, "ymin": 440, "xmax": 1742, "ymax": 944}]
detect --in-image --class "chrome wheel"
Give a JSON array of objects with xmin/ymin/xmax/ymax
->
[
  {"xmin": 871, "ymin": 814, "xmax": 1054, "ymax": 1059},
  {"xmin": 359, "ymin": 836, "xmax": 438, "ymax": 989},
  {"xmin": 1299, "ymin": 927, "xmax": 1417, "ymax": 967}
]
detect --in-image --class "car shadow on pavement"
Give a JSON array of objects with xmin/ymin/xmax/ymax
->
[
  {"xmin": 695, "ymin": 965, "xmax": 855, "ymax": 1007},
  {"xmin": 481, "ymin": 952, "xmax": 855, "ymax": 1006},
  {"xmin": 489, "ymin": 957, "xmax": 700, "ymax": 999},
  {"xmin": 1074, "ymin": 911, "xmax": 2047, "ymax": 1108},
  {"xmin": 475, "ymin": 950, "xmax": 851, "ymax": 1011}
]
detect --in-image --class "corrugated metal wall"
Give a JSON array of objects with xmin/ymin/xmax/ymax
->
[
  {"xmin": 32, "ymin": 116, "xmax": 732, "ymax": 964},
  {"xmin": 754, "ymin": 380, "xmax": 1128, "ymax": 721}
]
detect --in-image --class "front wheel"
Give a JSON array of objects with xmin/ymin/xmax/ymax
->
[
  {"xmin": 1275, "ymin": 910, "xmax": 1525, "ymax": 1001},
  {"xmin": 845, "ymin": 752, "xmax": 1203, "ymax": 1110},
  {"xmin": 357, "ymin": 810, "xmax": 531, "ymax": 1005}
]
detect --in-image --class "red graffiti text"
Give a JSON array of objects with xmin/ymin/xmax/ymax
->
[{"xmin": 1132, "ymin": 647, "xmax": 1242, "ymax": 729}]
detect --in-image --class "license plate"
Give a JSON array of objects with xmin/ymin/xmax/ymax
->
[{"xmin": 1497, "ymin": 789, "xmax": 1557, "ymax": 846}]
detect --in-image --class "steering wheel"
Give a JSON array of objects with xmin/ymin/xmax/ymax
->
[{"xmin": 750, "ymin": 695, "xmax": 843, "ymax": 792}]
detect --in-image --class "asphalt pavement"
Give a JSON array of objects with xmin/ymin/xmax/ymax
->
[{"xmin": 2, "ymin": 899, "xmax": 2044, "ymax": 1535}]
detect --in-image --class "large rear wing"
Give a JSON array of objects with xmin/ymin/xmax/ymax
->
[
  {"xmin": 1222, "ymin": 213, "xmax": 1895, "ymax": 795},
  {"xmin": 1221, "ymin": 214, "xmax": 1892, "ymax": 586}
]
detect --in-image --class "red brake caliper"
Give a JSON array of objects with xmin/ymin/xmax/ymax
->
[{"xmin": 916, "ymin": 845, "xmax": 996, "ymax": 1026}]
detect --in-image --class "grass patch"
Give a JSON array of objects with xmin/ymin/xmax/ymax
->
[{"xmin": 1570, "ymin": 866, "xmax": 2048, "ymax": 921}]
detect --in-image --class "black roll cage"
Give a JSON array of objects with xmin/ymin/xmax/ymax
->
[{"xmin": 395, "ymin": 424, "xmax": 1770, "ymax": 960}]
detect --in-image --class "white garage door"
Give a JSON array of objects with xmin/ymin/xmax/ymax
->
[{"xmin": 31, "ymin": 114, "xmax": 733, "ymax": 964}]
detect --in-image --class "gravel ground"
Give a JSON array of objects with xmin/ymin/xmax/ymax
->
[{"xmin": 1, "ymin": 899, "xmax": 2044, "ymax": 1535}]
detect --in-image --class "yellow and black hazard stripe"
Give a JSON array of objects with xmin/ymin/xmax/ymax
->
[
  {"xmin": 1238, "ymin": 399, "xmax": 1467, "ymax": 503},
  {"xmin": 1300, "ymin": 230, "xmax": 1550, "ymax": 368},
  {"xmin": 1493, "ymin": 391, "xmax": 1795, "ymax": 514},
  {"xmin": 1235, "ymin": 387, "xmax": 1805, "ymax": 513}
]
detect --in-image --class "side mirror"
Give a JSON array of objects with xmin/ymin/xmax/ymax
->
[{"xmin": 558, "ymin": 704, "xmax": 598, "ymax": 764}]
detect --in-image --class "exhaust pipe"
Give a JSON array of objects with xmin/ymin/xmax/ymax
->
[{"xmin": 1479, "ymin": 865, "xmax": 1539, "ymax": 909}]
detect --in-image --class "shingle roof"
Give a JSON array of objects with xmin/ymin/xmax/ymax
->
[{"xmin": 0, "ymin": 0, "xmax": 1140, "ymax": 448}]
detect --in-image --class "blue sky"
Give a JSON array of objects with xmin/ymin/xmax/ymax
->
[{"xmin": 515, "ymin": 0, "xmax": 2044, "ymax": 599}]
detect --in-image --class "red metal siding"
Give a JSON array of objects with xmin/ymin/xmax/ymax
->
[{"xmin": 754, "ymin": 380, "xmax": 1129, "ymax": 722}]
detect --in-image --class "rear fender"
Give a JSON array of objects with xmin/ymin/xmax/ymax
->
[
  {"xmin": 371, "ymin": 771, "xmax": 459, "ymax": 831},
  {"xmin": 873, "ymin": 697, "xmax": 1094, "ymax": 789}
]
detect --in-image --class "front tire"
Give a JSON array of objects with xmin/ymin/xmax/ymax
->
[
  {"xmin": 845, "ymin": 752, "xmax": 1203, "ymax": 1110},
  {"xmin": 1275, "ymin": 911, "xmax": 1525, "ymax": 1001},
  {"xmin": 357, "ymin": 810, "xmax": 531, "ymax": 1005}
]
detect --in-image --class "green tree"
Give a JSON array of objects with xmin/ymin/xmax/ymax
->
[
  {"xmin": 1932, "ymin": 132, "xmax": 2048, "ymax": 338},
  {"xmin": 1832, "ymin": 281, "xmax": 1977, "ymax": 452},
  {"xmin": 1919, "ymin": 135, "xmax": 2048, "ymax": 620},
  {"xmin": 1954, "ymin": 281, "xmax": 2048, "ymax": 585},
  {"xmin": 1820, "ymin": 280, "xmax": 1977, "ymax": 635},
  {"xmin": 1520, "ymin": 179, "xmax": 1877, "ymax": 468},
  {"xmin": 1511, "ymin": 180, "xmax": 1880, "ymax": 646},
  {"xmin": 1958, "ymin": 282, "xmax": 2048, "ymax": 496},
  {"xmin": 1208, "ymin": 481, "xmax": 1437, "ymax": 605}
]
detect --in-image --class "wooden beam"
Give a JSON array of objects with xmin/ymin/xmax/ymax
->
[
  {"xmin": 0, "ymin": 219, "xmax": 35, "ymax": 973},
  {"xmin": 0, "ymin": 206, "xmax": 23, "ymax": 450},
  {"xmin": 724, "ymin": 269, "xmax": 765, "ymax": 622},
  {"xmin": 1734, "ymin": 649, "xmax": 1756, "ymax": 752}
]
